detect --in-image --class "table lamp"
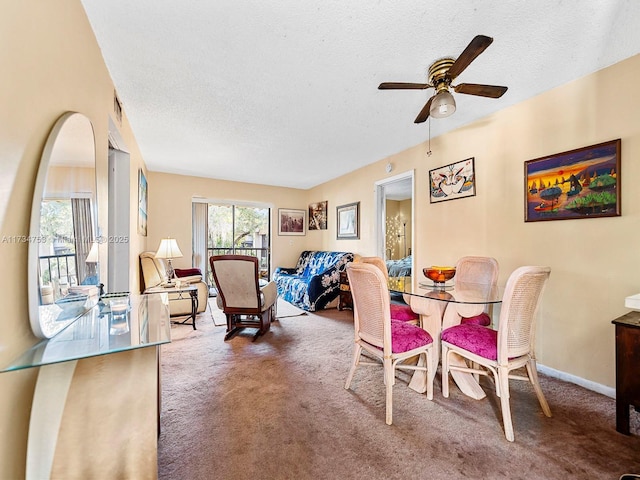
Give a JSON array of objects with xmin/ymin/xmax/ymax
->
[
  {"xmin": 155, "ymin": 238, "xmax": 183, "ymax": 283},
  {"xmin": 82, "ymin": 242, "xmax": 100, "ymax": 286},
  {"xmin": 85, "ymin": 242, "xmax": 99, "ymax": 263}
]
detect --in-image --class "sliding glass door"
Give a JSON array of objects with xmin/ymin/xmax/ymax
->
[{"xmin": 206, "ymin": 204, "xmax": 271, "ymax": 284}]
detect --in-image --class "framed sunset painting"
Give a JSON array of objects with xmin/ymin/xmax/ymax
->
[{"xmin": 524, "ymin": 139, "xmax": 621, "ymax": 222}]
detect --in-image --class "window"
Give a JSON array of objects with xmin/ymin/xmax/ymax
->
[
  {"xmin": 205, "ymin": 204, "xmax": 271, "ymax": 284},
  {"xmin": 38, "ymin": 199, "xmax": 77, "ymax": 296}
]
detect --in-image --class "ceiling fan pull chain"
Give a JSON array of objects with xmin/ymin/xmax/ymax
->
[{"xmin": 426, "ymin": 118, "xmax": 432, "ymax": 157}]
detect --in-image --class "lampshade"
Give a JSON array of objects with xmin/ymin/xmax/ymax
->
[
  {"xmin": 85, "ymin": 242, "xmax": 99, "ymax": 263},
  {"xmin": 155, "ymin": 238, "xmax": 183, "ymax": 259},
  {"xmin": 429, "ymin": 90, "xmax": 456, "ymax": 118}
]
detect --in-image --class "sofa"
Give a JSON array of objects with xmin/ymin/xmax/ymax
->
[
  {"xmin": 139, "ymin": 252, "xmax": 208, "ymax": 317},
  {"xmin": 273, "ymin": 250, "xmax": 354, "ymax": 312}
]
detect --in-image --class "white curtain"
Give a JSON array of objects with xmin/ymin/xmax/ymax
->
[
  {"xmin": 192, "ymin": 202, "xmax": 208, "ymax": 283},
  {"xmin": 71, "ymin": 197, "xmax": 94, "ymax": 284}
]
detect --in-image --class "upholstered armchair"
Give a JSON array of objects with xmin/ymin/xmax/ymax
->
[
  {"xmin": 209, "ymin": 255, "xmax": 277, "ymax": 341},
  {"xmin": 139, "ymin": 251, "xmax": 208, "ymax": 316}
]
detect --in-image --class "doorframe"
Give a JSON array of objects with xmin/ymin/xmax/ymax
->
[{"xmin": 374, "ymin": 170, "xmax": 415, "ymax": 262}]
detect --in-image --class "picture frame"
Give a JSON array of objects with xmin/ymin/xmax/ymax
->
[
  {"xmin": 278, "ymin": 208, "xmax": 306, "ymax": 236},
  {"xmin": 308, "ymin": 201, "xmax": 328, "ymax": 230},
  {"xmin": 336, "ymin": 202, "xmax": 359, "ymax": 239},
  {"xmin": 429, "ymin": 157, "xmax": 476, "ymax": 203},
  {"xmin": 137, "ymin": 169, "xmax": 148, "ymax": 236},
  {"xmin": 524, "ymin": 139, "xmax": 621, "ymax": 222}
]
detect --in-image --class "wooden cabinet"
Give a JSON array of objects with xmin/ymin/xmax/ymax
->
[{"xmin": 612, "ymin": 311, "xmax": 640, "ymax": 435}]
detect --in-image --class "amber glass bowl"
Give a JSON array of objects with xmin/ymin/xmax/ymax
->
[{"xmin": 423, "ymin": 266, "xmax": 456, "ymax": 284}]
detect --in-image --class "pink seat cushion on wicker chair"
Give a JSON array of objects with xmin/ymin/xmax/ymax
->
[
  {"xmin": 390, "ymin": 303, "xmax": 419, "ymax": 322},
  {"xmin": 441, "ymin": 323, "xmax": 498, "ymax": 360},
  {"xmin": 389, "ymin": 319, "xmax": 433, "ymax": 354},
  {"xmin": 460, "ymin": 312, "xmax": 491, "ymax": 326}
]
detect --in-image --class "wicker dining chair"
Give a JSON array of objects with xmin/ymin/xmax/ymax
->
[
  {"xmin": 345, "ymin": 262, "xmax": 436, "ymax": 425},
  {"xmin": 455, "ymin": 256, "xmax": 499, "ymax": 326},
  {"xmin": 441, "ymin": 265, "xmax": 552, "ymax": 441},
  {"xmin": 360, "ymin": 256, "xmax": 419, "ymax": 324}
]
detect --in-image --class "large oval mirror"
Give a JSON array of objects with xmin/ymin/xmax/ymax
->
[{"xmin": 28, "ymin": 112, "xmax": 99, "ymax": 338}]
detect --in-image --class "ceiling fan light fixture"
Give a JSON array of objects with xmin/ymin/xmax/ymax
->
[{"xmin": 429, "ymin": 90, "xmax": 456, "ymax": 118}]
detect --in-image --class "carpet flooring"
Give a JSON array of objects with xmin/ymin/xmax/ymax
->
[{"xmin": 158, "ymin": 299, "xmax": 640, "ymax": 480}]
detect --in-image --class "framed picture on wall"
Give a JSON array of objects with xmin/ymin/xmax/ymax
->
[
  {"xmin": 524, "ymin": 139, "xmax": 621, "ymax": 222},
  {"xmin": 138, "ymin": 169, "xmax": 148, "ymax": 236},
  {"xmin": 429, "ymin": 157, "xmax": 476, "ymax": 203},
  {"xmin": 308, "ymin": 201, "xmax": 328, "ymax": 230},
  {"xmin": 278, "ymin": 208, "xmax": 306, "ymax": 236},
  {"xmin": 336, "ymin": 202, "xmax": 359, "ymax": 239}
]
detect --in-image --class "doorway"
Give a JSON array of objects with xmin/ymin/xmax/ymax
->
[
  {"xmin": 375, "ymin": 170, "xmax": 414, "ymax": 282},
  {"xmin": 107, "ymin": 148, "xmax": 130, "ymax": 293}
]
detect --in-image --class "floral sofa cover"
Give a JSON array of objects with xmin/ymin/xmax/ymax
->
[{"xmin": 273, "ymin": 250, "xmax": 354, "ymax": 312}]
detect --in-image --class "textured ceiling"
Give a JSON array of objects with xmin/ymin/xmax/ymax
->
[{"xmin": 81, "ymin": 1, "xmax": 640, "ymax": 190}]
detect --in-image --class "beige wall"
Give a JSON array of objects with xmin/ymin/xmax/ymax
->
[
  {"xmin": 45, "ymin": 166, "xmax": 96, "ymax": 197},
  {"xmin": 153, "ymin": 51, "xmax": 640, "ymax": 392},
  {"xmin": 146, "ymin": 172, "xmax": 313, "ymax": 283},
  {"xmin": 307, "ymin": 54, "xmax": 640, "ymax": 390},
  {"xmin": 0, "ymin": 1, "xmax": 155, "ymax": 478}
]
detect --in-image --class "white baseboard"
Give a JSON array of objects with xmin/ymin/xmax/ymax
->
[{"xmin": 538, "ymin": 363, "xmax": 615, "ymax": 399}]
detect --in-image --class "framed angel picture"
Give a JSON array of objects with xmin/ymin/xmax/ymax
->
[{"xmin": 429, "ymin": 157, "xmax": 475, "ymax": 203}]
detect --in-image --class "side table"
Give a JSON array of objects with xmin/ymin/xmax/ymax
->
[
  {"xmin": 145, "ymin": 285, "xmax": 198, "ymax": 330},
  {"xmin": 338, "ymin": 271, "xmax": 353, "ymax": 311},
  {"xmin": 612, "ymin": 310, "xmax": 640, "ymax": 435}
]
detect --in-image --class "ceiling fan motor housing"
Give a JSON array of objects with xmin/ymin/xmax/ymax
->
[{"xmin": 429, "ymin": 58, "xmax": 455, "ymax": 92}]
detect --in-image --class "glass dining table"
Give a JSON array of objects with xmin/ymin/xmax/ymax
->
[{"xmin": 389, "ymin": 278, "xmax": 504, "ymax": 399}]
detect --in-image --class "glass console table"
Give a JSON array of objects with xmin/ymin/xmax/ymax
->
[
  {"xmin": 0, "ymin": 293, "xmax": 171, "ymax": 480},
  {"xmin": 1, "ymin": 293, "xmax": 171, "ymax": 373}
]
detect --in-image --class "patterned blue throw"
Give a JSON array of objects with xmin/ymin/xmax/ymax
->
[{"xmin": 274, "ymin": 251, "xmax": 354, "ymax": 312}]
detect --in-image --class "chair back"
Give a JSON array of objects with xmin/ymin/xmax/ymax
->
[
  {"xmin": 497, "ymin": 266, "xmax": 551, "ymax": 363},
  {"xmin": 360, "ymin": 256, "xmax": 390, "ymax": 281},
  {"xmin": 455, "ymin": 256, "xmax": 499, "ymax": 285},
  {"xmin": 346, "ymin": 262, "xmax": 391, "ymax": 352},
  {"xmin": 209, "ymin": 255, "xmax": 261, "ymax": 313},
  {"xmin": 140, "ymin": 251, "xmax": 167, "ymax": 289}
]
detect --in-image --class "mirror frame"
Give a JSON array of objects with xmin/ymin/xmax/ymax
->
[{"xmin": 28, "ymin": 112, "xmax": 98, "ymax": 338}]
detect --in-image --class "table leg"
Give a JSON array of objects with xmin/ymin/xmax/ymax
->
[
  {"xmin": 616, "ymin": 399, "xmax": 631, "ymax": 435},
  {"xmin": 190, "ymin": 290, "xmax": 198, "ymax": 330},
  {"xmin": 406, "ymin": 297, "xmax": 445, "ymax": 393},
  {"xmin": 406, "ymin": 296, "xmax": 488, "ymax": 399},
  {"xmin": 26, "ymin": 361, "xmax": 77, "ymax": 480},
  {"xmin": 443, "ymin": 303, "xmax": 486, "ymax": 400}
]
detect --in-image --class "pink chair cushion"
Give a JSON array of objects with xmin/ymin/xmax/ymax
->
[
  {"xmin": 441, "ymin": 323, "xmax": 498, "ymax": 360},
  {"xmin": 390, "ymin": 303, "xmax": 419, "ymax": 322},
  {"xmin": 460, "ymin": 312, "xmax": 491, "ymax": 326},
  {"xmin": 390, "ymin": 319, "xmax": 433, "ymax": 354}
]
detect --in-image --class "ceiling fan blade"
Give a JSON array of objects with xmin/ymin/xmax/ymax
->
[
  {"xmin": 454, "ymin": 83, "xmax": 508, "ymax": 98},
  {"xmin": 447, "ymin": 35, "xmax": 493, "ymax": 80},
  {"xmin": 414, "ymin": 96, "xmax": 434, "ymax": 124},
  {"xmin": 378, "ymin": 82, "xmax": 431, "ymax": 90}
]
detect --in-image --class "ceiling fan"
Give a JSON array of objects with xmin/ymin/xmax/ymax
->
[{"xmin": 379, "ymin": 35, "xmax": 508, "ymax": 123}]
